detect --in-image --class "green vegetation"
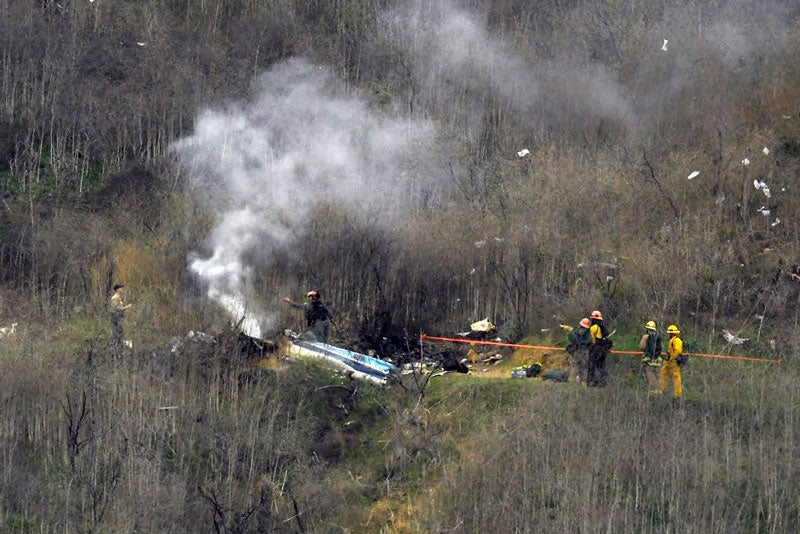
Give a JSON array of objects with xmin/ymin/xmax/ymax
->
[{"xmin": 0, "ymin": 0, "xmax": 798, "ymax": 531}]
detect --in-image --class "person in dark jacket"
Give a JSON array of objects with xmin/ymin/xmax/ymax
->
[
  {"xmin": 587, "ymin": 310, "xmax": 611, "ymax": 387},
  {"xmin": 639, "ymin": 320, "xmax": 663, "ymax": 393},
  {"xmin": 283, "ymin": 290, "xmax": 335, "ymax": 342},
  {"xmin": 563, "ymin": 317, "xmax": 592, "ymax": 385}
]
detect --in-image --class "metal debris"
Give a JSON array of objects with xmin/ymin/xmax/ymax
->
[{"xmin": 722, "ymin": 329, "xmax": 749, "ymax": 345}]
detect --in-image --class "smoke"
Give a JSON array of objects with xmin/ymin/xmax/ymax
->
[
  {"xmin": 384, "ymin": 0, "xmax": 795, "ymax": 141},
  {"xmin": 171, "ymin": 1, "xmax": 793, "ymax": 337},
  {"xmin": 382, "ymin": 0, "xmax": 640, "ymax": 136},
  {"xmin": 171, "ymin": 58, "xmax": 434, "ymax": 337}
]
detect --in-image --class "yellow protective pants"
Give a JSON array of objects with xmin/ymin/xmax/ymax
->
[{"xmin": 660, "ymin": 359, "xmax": 682, "ymax": 397}]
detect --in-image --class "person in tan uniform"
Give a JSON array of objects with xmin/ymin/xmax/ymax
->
[{"xmin": 110, "ymin": 284, "xmax": 132, "ymax": 355}]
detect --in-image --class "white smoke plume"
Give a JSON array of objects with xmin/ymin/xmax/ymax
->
[
  {"xmin": 171, "ymin": 58, "xmax": 434, "ymax": 338},
  {"xmin": 384, "ymin": 0, "xmax": 793, "ymax": 141},
  {"xmin": 382, "ymin": 0, "xmax": 640, "ymax": 136}
]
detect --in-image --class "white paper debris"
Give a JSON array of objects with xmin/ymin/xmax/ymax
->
[
  {"xmin": 687, "ymin": 171, "xmax": 699, "ymax": 180},
  {"xmin": 771, "ymin": 218, "xmax": 780, "ymax": 227},
  {"xmin": 753, "ymin": 179, "xmax": 771, "ymax": 198},
  {"xmin": 136, "ymin": 42, "xmax": 146, "ymax": 47},
  {"xmin": 762, "ymin": 147, "xmax": 769, "ymax": 155},
  {"xmin": 722, "ymin": 329, "xmax": 749, "ymax": 345},
  {"xmin": 758, "ymin": 206, "xmax": 770, "ymax": 216},
  {"xmin": 605, "ymin": 275, "xmax": 614, "ymax": 282},
  {"xmin": 661, "ymin": 39, "xmax": 668, "ymax": 51},
  {"xmin": 742, "ymin": 158, "xmax": 750, "ymax": 165},
  {"xmin": 517, "ymin": 148, "xmax": 530, "ymax": 157}
]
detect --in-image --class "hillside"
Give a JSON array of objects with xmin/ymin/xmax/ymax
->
[{"xmin": 0, "ymin": 0, "xmax": 799, "ymax": 531}]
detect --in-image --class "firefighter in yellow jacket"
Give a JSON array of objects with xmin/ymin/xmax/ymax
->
[{"xmin": 660, "ymin": 324, "xmax": 686, "ymax": 397}]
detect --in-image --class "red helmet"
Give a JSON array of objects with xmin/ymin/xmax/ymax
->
[
  {"xmin": 579, "ymin": 318, "xmax": 591, "ymax": 328},
  {"xmin": 305, "ymin": 290, "xmax": 318, "ymax": 299},
  {"xmin": 590, "ymin": 310, "xmax": 603, "ymax": 320}
]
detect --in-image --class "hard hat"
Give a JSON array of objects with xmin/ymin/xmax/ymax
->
[
  {"xmin": 590, "ymin": 310, "xmax": 603, "ymax": 320},
  {"xmin": 579, "ymin": 318, "xmax": 591, "ymax": 328},
  {"xmin": 667, "ymin": 324, "xmax": 680, "ymax": 334},
  {"xmin": 644, "ymin": 320, "xmax": 656, "ymax": 330},
  {"xmin": 306, "ymin": 290, "xmax": 318, "ymax": 299}
]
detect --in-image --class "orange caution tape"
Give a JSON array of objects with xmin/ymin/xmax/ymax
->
[{"xmin": 419, "ymin": 334, "xmax": 781, "ymax": 365}]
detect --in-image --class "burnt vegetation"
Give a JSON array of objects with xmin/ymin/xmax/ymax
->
[{"xmin": 1, "ymin": 1, "xmax": 799, "ymax": 532}]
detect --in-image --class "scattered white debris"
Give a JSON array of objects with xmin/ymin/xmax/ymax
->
[
  {"xmin": 687, "ymin": 171, "xmax": 699, "ymax": 180},
  {"xmin": 742, "ymin": 158, "xmax": 750, "ymax": 166},
  {"xmin": 605, "ymin": 275, "xmax": 614, "ymax": 282},
  {"xmin": 136, "ymin": 42, "xmax": 147, "ymax": 47},
  {"xmin": 474, "ymin": 240, "xmax": 486, "ymax": 248},
  {"xmin": 0, "ymin": 323, "xmax": 17, "ymax": 338},
  {"xmin": 771, "ymin": 218, "xmax": 780, "ymax": 227},
  {"xmin": 471, "ymin": 318, "xmax": 495, "ymax": 332},
  {"xmin": 661, "ymin": 39, "xmax": 669, "ymax": 51},
  {"xmin": 517, "ymin": 148, "xmax": 530, "ymax": 157},
  {"xmin": 541, "ymin": 328, "xmax": 550, "ymax": 332},
  {"xmin": 157, "ymin": 406, "xmax": 179, "ymax": 411},
  {"xmin": 124, "ymin": 340, "xmax": 133, "ymax": 348},
  {"xmin": 758, "ymin": 206, "xmax": 770, "ymax": 216},
  {"xmin": 762, "ymin": 146, "xmax": 770, "ymax": 155},
  {"xmin": 753, "ymin": 179, "xmax": 771, "ymax": 198},
  {"xmin": 722, "ymin": 329, "xmax": 749, "ymax": 345},
  {"xmin": 715, "ymin": 195, "xmax": 725, "ymax": 205},
  {"xmin": 493, "ymin": 237, "xmax": 503, "ymax": 243},
  {"xmin": 768, "ymin": 339, "xmax": 776, "ymax": 350}
]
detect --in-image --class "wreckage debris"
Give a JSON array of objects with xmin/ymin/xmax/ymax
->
[
  {"xmin": 722, "ymin": 329, "xmax": 749, "ymax": 345},
  {"xmin": 0, "ymin": 323, "xmax": 18, "ymax": 338}
]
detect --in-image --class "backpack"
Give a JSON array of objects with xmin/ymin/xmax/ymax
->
[{"xmin": 541, "ymin": 369, "xmax": 569, "ymax": 382}]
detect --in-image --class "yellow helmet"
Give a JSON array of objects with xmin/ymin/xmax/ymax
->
[
  {"xmin": 666, "ymin": 324, "xmax": 680, "ymax": 334},
  {"xmin": 644, "ymin": 320, "xmax": 656, "ymax": 330}
]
